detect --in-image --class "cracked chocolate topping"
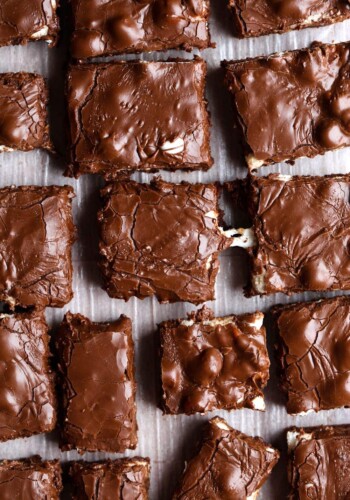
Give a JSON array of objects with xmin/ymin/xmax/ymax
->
[
  {"xmin": 98, "ymin": 179, "xmax": 232, "ymax": 304},
  {"xmin": 66, "ymin": 58, "xmax": 212, "ymax": 179},
  {"xmin": 174, "ymin": 417, "xmax": 279, "ymax": 499},
  {"xmin": 160, "ymin": 306, "xmax": 269, "ymax": 415},
  {"xmin": 223, "ymin": 42, "xmax": 350, "ymax": 170},
  {"xmin": 70, "ymin": 0, "xmax": 212, "ymax": 59},
  {"xmin": 55, "ymin": 312, "xmax": 137, "ymax": 453}
]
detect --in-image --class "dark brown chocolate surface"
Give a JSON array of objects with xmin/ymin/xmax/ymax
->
[
  {"xmin": 55, "ymin": 312, "xmax": 137, "ymax": 453},
  {"xmin": 98, "ymin": 179, "xmax": 232, "ymax": 304},
  {"xmin": 0, "ymin": 456, "xmax": 62, "ymax": 499},
  {"xmin": 160, "ymin": 306, "xmax": 269, "ymax": 415},
  {"xmin": 70, "ymin": 0, "xmax": 211, "ymax": 59},
  {"xmin": 66, "ymin": 59, "xmax": 212, "ymax": 179},
  {"xmin": 0, "ymin": 185, "xmax": 75, "ymax": 309},
  {"xmin": 288, "ymin": 425, "xmax": 350, "ymax": 498},
  {"xmin": 230, "ymin": 0, "xmax": 350, "ymax": 38},
  {"xmin": 70, "ymin": 458, "xmax": 150, "ymax": 499},
  {"xmin": 0, "ymin": 0, "xmax": 59, "ymax": 47},
  {"xmin": 174, "ymin": 417, "xmax": 279, "ymax": 499},
  {"xmin": 223, "ymin": 42, "xmax": 350, "ymax": 170},
  {"xmin": 0, "ymin": 73, "xmax": 51, "ymax": 152}
]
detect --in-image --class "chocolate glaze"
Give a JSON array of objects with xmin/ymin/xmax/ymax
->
[
  {"xmin": 98, "ymin": 179, "xmax": 232, "ymax": 304},
  {"xmin": 66, "ymin": 58, "xmax": 212, "ymax": 179},
  {"xmin": 70, "ymin": 458, "xmax": 150, "ymax": 500},
  {"xmin": 55, "ymin": 312, "xmax": 137, "ymax": 453},
  {"xmin": 174, "ymin": 417, "xmax": 279, "ymax": 499},
  {"xmin": 223, "ymin": 42, "xmax": 350, "ymax": 170},
  {"xmin": 160, "ymin": 306, "xmax": 269, "ymax": 415},
  {"xmin": 70, "ymin": 0, "xmax": 212, "ymax": 59}
]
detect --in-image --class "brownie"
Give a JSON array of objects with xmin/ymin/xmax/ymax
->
[
  {"xmin": 55, "ymin": 312, "xmax": 137, "ymax": 453},
  {"xmin": 174, "ymin": 417, "xmax": 279, "ymax": 499},
  {"xmin": 159, "ymin": 305, "xmax": 269, "ymax": 415},
  {"xmin": 230, "ymin": 1, "xmax": 350, "ymax": 38},
  {"xmin": 0, "ymin": 456, "xmax": 62, "ymax": 499},
  {"xmin": 98, "ymin": 179, "xmax": 233, "ymax": 304},
  {"xmin": 70, "ymin": 0, "xmax": 212, "ymax": 59},
  {"xmin": 66, "ymin": 58, "xmax": 212, "ymax": 179},
  {"xmin": 69, "ymin": 458, "xmax": 150, "ymax": 499},
  {"xmin": 288, "ymin": 425, "xmax": 350, "ymax": 498},
  {"xmin": 0, "ymin": 185, "xmax": 75, "ymax": 309},
  {"xmin": 223, "ymin": 42, "xmax": 350, "ymax": 170}
]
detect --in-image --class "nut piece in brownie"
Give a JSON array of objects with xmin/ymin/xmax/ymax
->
[
  {"xmin": 0, "ymin": 185, "xmax": 75, "ymax": 309},
  {"xmin": 174, "ymin": 417, "xmax": 279, "ymax": 499},
  {"xmin": 159, "ymin": 305, "xmax": 269, "ymax": 415},
  {"xmin": 66, "ymin": 59, "xmax": 212, "ymax": 179},
  {"xmin": 69, "ymin": 458, "xmax": 150, "ymax": 499},
  {"xmin": 98, "ymin": 179, "xmax": 233, "ymax": 304},
  {"xmin": 230, "ymin": 1, "xmax": 350, "ymax": 38},
  {"xmin": 0, "ymin": 456, "xmax": 62, "ymax": 499},
  {"xmin": 0, "ymin": 73, "xmax": 51, "ymax": 152},
  {"xmin": 0, "ymin": 0, "xmax": 59, "ymax": 47},
  {"xmin": 55, "ymin": 312, "xmax": 137, "ymax": 453},
  {"xmin": 70, "ymin": 0, "xmax": 212, "ymax": 59},
  {"xmin": 288, "ymin": 425, "xmax": 350, "ymax": 498},
  {"xmin": 223, "ymin": 42, "xmax": 350, "ymax": 170}
]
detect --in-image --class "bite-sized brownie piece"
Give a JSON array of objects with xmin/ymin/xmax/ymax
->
[
  {"xmin": 174, "ymin": 417, "xmax": 279, "ymax": 499},
  {"xmin": 0, "ymin": 456, "xmax": 62, "ymax": 499},
  {"xmin": 98, "ymin": 179, "xmax": 233, "ymax": 304},
  {"xmin": 55, "ymin": 312, "xmax": 137, "ymax": 453},
  {"xmin": 160, "ymin": 305, "xmax": 269, "ymax": 415},
  {"xmin": 288, "ymin": 425, "xmax": 350, "ymax": 498},
  {"xmin": 70, "ymin": 0, "xmax": 212, "ymax": 59},
  {"xmin": 223, "ymin": 42, "xmax": 350, "ymax": 170},
  {"xmin": 69, "ymin": 458, "xmax": 150, "ymax": 499},
  {"xmin": 66, "ymin": 58, "xmax": 212, "ymax": 179},
  {"xmin": 230, "ymin": 1, "xmax": 350, "ymax": 38},
  {"xmin": 0, "ymin": 73, "xmax": 51, "ymax": 152}
]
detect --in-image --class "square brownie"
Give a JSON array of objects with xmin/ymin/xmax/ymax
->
[
  {"xmin": 174, "ymin": 417, "xmax": 279, "ymax": 499},
  {"xmin": 0, "ymin": 185, "xmax": 75, "ymax": 309},
  {"xmin": 98, "ymin": 179, "xmax": 233, "ymax": 304},
  {"xmin": 70, "ymin": 0, "xmax": 212, "ymax": 59},
  {"xmin": 159, "ymin": 305, "xmax": 269, "ymax": 415},
  {"xmin": 66, "ymin": 59, "xmax": 212, "ymax": 179},
  {"xmin": 69, "ymin": 458, "xmax": 150, "ymax": 499},
  {"xmin": 55, "ymin": 312, "xmax": 137, "ymax": 453},
  {"xmin": 223, "ymin": 42, "xmax": 350, "ymax": 170},
  {"xmin": 0, "ymin": 73, "xmax": 51, "ymax": 152}
]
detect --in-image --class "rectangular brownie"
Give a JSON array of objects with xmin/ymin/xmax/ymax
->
[
  {"xmin": 66, "ymin": 59, "xmax": 212, "ymax": 179},
  {"xmin": 98, "ymin": 179, "xmax": 233, "ymax": 304},
  {"xmin": 174, "ymin": 417, "xmax": 279, "ymax": 499},
  {"xmin": 70, "ymin": 0, "xmax": 212, "ymax": 59},
  {"xmin": 159, "ymin": 305, "xmax": 269, "ymax": 415},
  {"xmin": 55, "ymin": 312, "xmax": 137, "ymax": 453},
  {"xmin": 223, "ymin": 42, "xmax": 350, "ymax": 170},
  {"xmin": 69, "ymin": 458, "xmax": 150, "ymax": 499}
]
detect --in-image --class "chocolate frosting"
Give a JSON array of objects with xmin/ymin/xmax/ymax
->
[
  {"xmin": 55, "ymin": 312, "xmax": 137, "ymax": 453},
  {"xmin": 160, "ymin": 306, "xmax": 269, "ymax": 414},
  {"xmin": 0, "ymin": 185, "xmax": 75, "ymax": 309},
  {"xmin": 70, "ymin": 0, "xmax": 211, "ymax": 59},
  {"xmin": 98, "ymin": 179, "xmax": 232, "ymax": 304},
  {"xmin": 67, "ymin": 59, "xmax": 212, "ymax": 179}
]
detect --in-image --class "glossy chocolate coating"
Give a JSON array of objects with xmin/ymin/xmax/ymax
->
[
  {"xmin": 223, "ymin": 42, "xmax": 350, "ymax": 169},
  {"xmin": 174, "ymin": 417, "xmax": 279, "ymax": 499},
  {"xmin": 70, "ymin": 0, "xmax": 211, "ymax": 59},
  {"xmin": 66, "ymin": 59, "xmax": 212, "ymax": 179},
  {"xmin": 160, "ymin": 306, "xmax": 269, "ymax": 414},
  {"xmin": 55, "ymin": 312, "xmax": 137, "ymax": 453},
  {"xmin": 98, "ymin": 179, "xmax": 232, "ymax": 304},
  {"xmin": 0, "ymin": 185, "xmax": 75, "ymax": 309},
  {"xmin": 70, "ymin": 458, "xmax": 150, "ymax": 499}
]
